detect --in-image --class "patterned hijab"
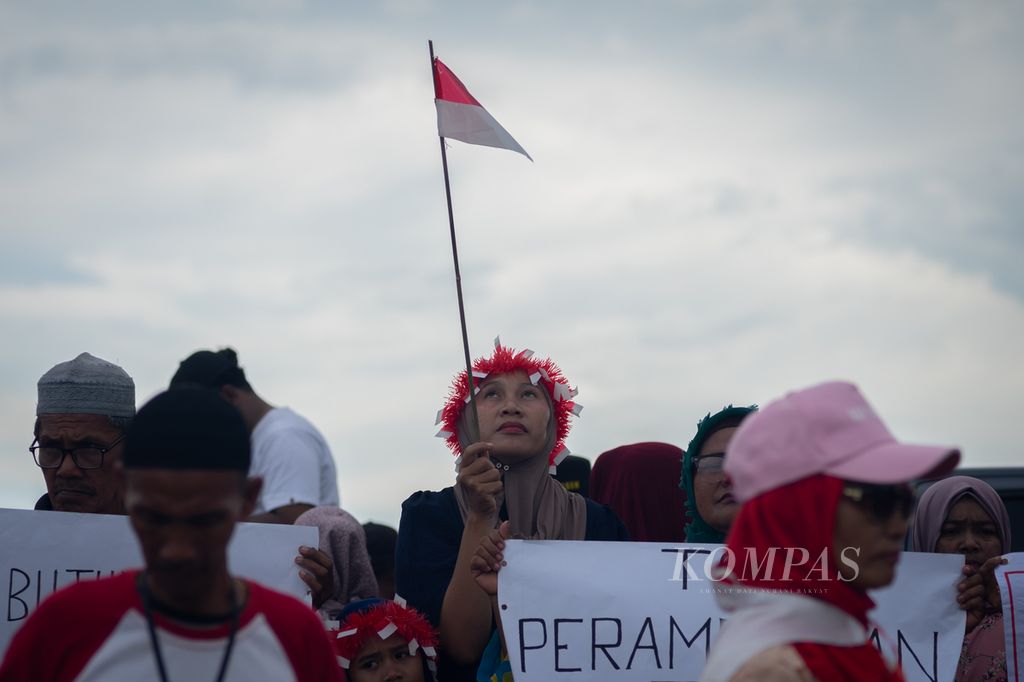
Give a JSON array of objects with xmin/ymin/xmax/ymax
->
[{"xmin": 679, "ymin": 405, "xmax": 757, "ymax": 542}]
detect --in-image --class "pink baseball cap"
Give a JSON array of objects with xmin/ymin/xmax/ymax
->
[{"xmin": 725, "ymin": 381, "xmax": 960, "ymax": 502}]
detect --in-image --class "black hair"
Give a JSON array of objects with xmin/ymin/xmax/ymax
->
[
  {"xmin": 169, "ymin": 348, "xmax": 252, "ymax": 391},
  {"xmin": 362, "ymin": 522, "xmax": 398, "ymax": 579},
  {"xmin": 124, "ymin": 388, "xmax": 250, "ymax": 472}
]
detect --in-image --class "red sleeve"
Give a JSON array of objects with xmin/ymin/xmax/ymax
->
[
  {"xmin": 0, "ymin": 572, "xmax": 139, "ymax": 682},
  {"xmin": 249, "ymin": 583, "xmax": 343, "ymax": 682}
]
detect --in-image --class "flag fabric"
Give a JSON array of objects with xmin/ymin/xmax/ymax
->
[{"xmin": 432, "ymin": 58, "xmax": 532, "ymax": 161}]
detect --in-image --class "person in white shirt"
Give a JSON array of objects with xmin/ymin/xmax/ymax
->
[{"xmin": 169, "ymin": 347, "xmax": 339, "ymax": 525}]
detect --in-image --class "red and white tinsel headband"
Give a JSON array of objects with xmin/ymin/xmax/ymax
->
[
  {"xmin": 434, "ymin": 337, "xmax": 582, "ymax": 471},
  {"xmin": 330, "ymin": 597, "xmax": 438, "ymax": 670}
]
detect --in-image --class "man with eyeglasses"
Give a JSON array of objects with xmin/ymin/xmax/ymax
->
[
  {"xmin": 2, "ymin": 388, "xmax": 343, "ymax": 682},
  {"xmin": 30, "ymin": 352, "xmax": 135, "ymax": 515}
]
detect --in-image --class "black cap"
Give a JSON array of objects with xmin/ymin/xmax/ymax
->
[{"xmin": 553, "ymin": 454, "xmax": 592, "ymax": 497}]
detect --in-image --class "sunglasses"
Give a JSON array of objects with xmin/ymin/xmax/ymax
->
[{"xmin": 841, "ymin": 482, "xmax": 916, "ymax": 522}]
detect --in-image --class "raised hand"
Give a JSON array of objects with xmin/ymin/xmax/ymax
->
[
  {"xmin": 296, "ymin": 545, "xmax": 335, "ymax": 609},
  {"xmin": 457, "ymin": 441, "xmax": 503, "ymax": 521},
  {"xmin": 957, "ymin": 555, "xmax": 1008, "ymax": 632},
  {"xmin": 978, "ymin": 555, "xmax": 1008, "ymax": 610},
  {"xmin": 471, "ymin": 521, "xmax": 510, "ymax": 597}
]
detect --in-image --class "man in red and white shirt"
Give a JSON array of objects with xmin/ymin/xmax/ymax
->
[{"xmin": 0, "ymin": 388, "xmax": 342, "ymax": 682}]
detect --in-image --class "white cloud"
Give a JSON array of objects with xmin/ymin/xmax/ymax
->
[{"xmin": 1, "ymin": 1, "xmax": 1021, "ymax": 528}]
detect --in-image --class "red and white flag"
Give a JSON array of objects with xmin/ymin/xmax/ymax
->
[{"xmin": 432, "ymin": 58, "xmax": 532, "ymax": 161}]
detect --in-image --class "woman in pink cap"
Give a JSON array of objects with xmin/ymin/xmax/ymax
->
[
  {"xmin": 395, "ymin": 342, "xmax": 627, "ymax": 681},
  {"xmin": 700, "ymin": 380, "xmax": 960, "ymax": 682}
]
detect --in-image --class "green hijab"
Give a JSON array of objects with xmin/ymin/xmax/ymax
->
[{"xmin": 680, "ymin": 404, "xmax": 758, "ymax": 542}]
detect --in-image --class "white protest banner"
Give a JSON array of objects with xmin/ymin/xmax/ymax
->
[
  {"xmin": 0, "ymin": 508, "xmax": 317, "ymax": 658},
  {"xmin": 499, "ymin": 541, "xmax": 965, "ymax": 682},
  {"xmin": 869, "ymin": 551, "xmax": 967, "ymax": 677},
  {"xmin": 996, "ymin": 552, "xmax": 1024, "ymax": 682}
]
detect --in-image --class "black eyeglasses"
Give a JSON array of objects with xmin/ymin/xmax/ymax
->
[
  {"xmin": 841, "ymin": 482, "xmax": 916, "ymax": 522},
  {"xmin": 29, "ymin": 434, "xmax": 125, "ymax": 470},
  {"xmin": 692, "ymin": 453, "xmax": 726, "ymax": 474}
]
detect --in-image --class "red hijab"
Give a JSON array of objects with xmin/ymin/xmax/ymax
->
[
  {"xmin": 722, "ymin": 474, "xmax": 904, "ymax": 681},
  {"xmin": 589, "ymin": 442, "xmax": 686, "ymax": 542}
]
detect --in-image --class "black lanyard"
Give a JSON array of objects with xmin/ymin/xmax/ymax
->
[{"xmin": 138, "ymin": 574, "xmax": 240, "ymax": 682}]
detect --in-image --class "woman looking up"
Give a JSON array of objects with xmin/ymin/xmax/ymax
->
[
  {"xmin": 395, "ymin": 343, "xmax": 627, "ymax": 681},
  {"xmin": 911, "ymin": 476, "xmax": 1010, "ymax": 682}
]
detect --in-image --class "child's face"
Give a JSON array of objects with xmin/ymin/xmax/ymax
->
[{"xmin": 350, "ymin": 634, "xmax": 424, "ymax": 682}]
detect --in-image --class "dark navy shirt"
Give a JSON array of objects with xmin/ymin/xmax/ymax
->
[{"xmin": 395, "ymin": 486, "xmax": 628, "ymax": 682}]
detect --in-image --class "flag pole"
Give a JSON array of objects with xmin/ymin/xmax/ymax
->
[{"xmin": 429, "ymin": 39, "xmax": 480, "ymax": 444}]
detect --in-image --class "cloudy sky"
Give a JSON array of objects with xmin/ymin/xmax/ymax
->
[{"xmin": 1, "ymin": 1, "xmax": 1021, "ymax": 528}]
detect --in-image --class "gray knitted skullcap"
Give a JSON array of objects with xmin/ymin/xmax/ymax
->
[{"xmin": 37, "ymin": 352, "xmax": 136, "ymax": 417}]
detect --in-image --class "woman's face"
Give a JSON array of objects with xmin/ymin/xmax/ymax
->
[
  {"xmin": 692, "ymin": 427, "xmax": 739, "ymax": 533},
  {"xmin": 832, "ymin": 487, "xmax": 909, "ymax": 590},
  {"xmin": 475, "ymin": 370, "xmax": 552, "ymax": 462},
  {"xmin": 349, "ymin": 633, "xmax": 424, "ymax": 682},
  {"xmin": 934, "ymin": 496, "xmax": 1003, "ymax": 568}
]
